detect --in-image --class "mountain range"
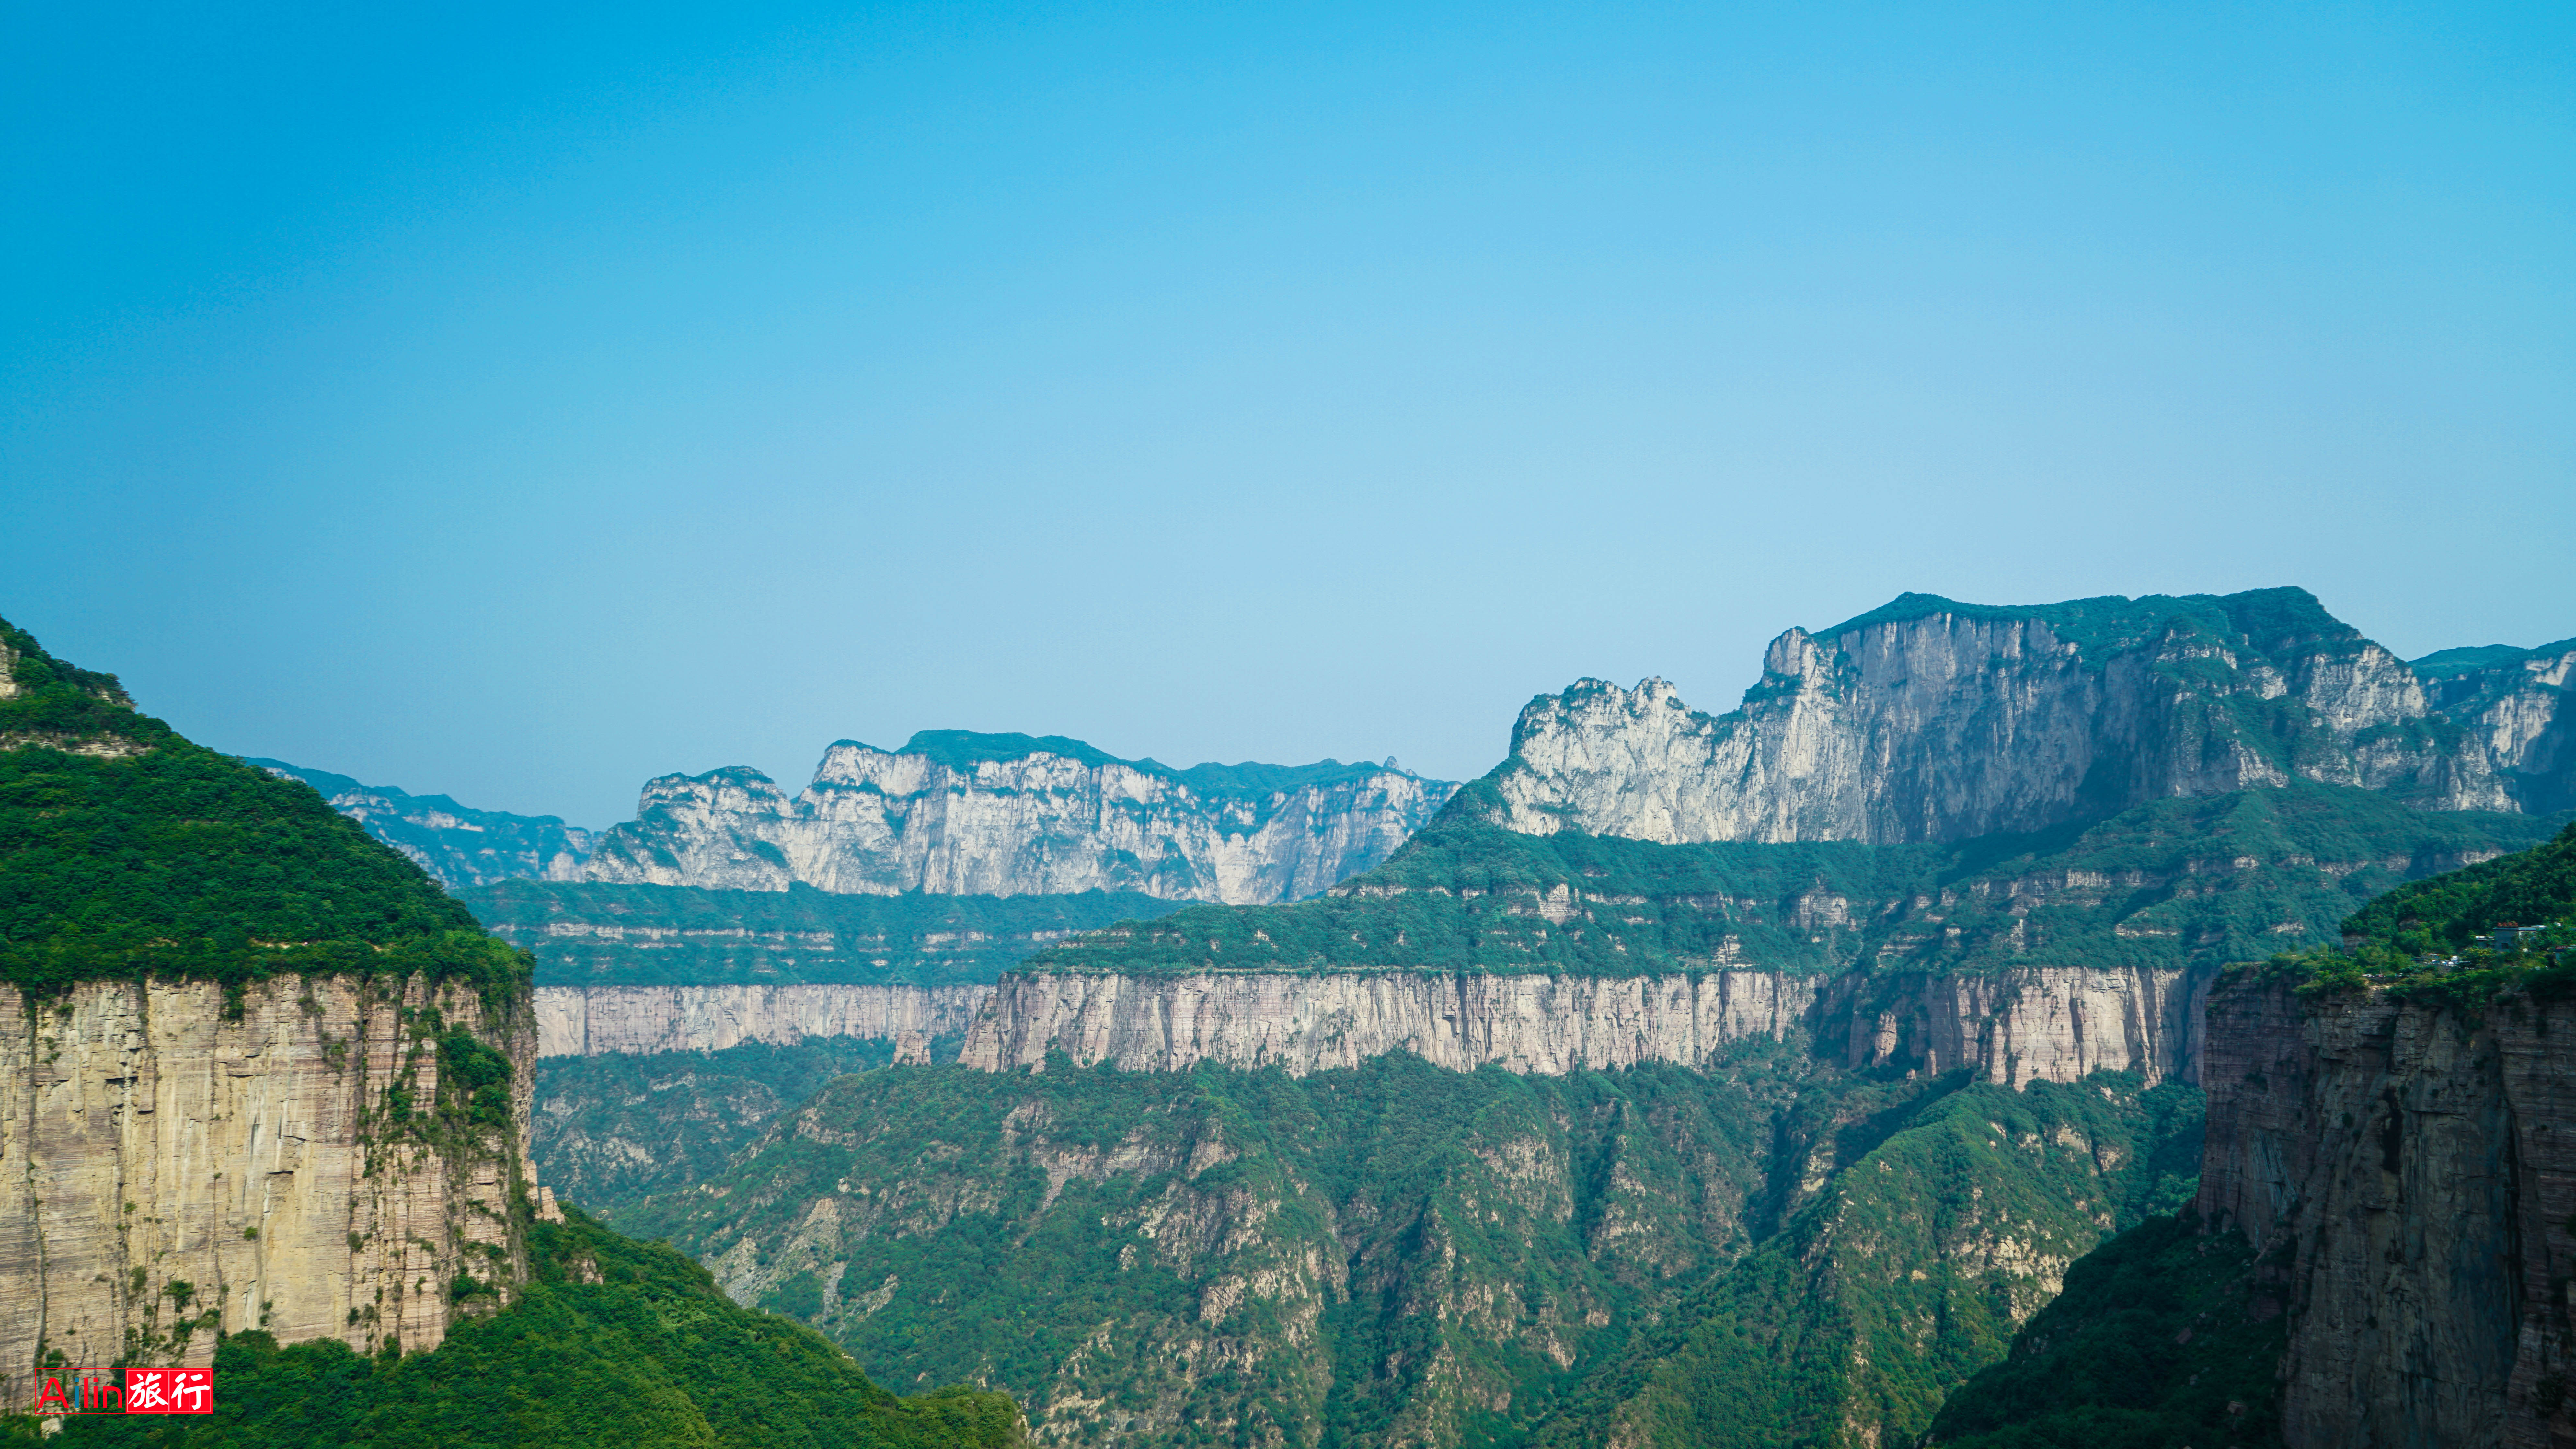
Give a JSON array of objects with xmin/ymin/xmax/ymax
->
[{"xmin": 15, "ymin": 587, "xmax": 2574, "ymax": 1448}]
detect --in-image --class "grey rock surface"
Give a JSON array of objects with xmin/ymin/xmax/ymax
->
[
  {"xmin": 579, "ymin": 737, "xmax": 1457, "ymax": 904},
  {"xmin": 1488, "ymin": 591, "xmax": 2572, "ymax": 845},
  {"xmin": 2195, "ymin": 977, "xmax": 2576, "ymax": 1449}
]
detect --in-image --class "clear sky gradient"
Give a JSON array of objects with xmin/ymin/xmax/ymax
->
[{"xmin": 7, "ymin": 2, "xmax": 2571, "ymax": 827}]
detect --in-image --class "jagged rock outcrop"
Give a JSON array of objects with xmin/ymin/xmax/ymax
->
[
  {"xmin": 957, "ymin": 965, "xmax": 2207, "ymax": 1084},
  {"xmin": 2194, "ymin": 977, "xmax": 2576, "ymax": 1448},
  {"xmin": 253, "ymin": 760, "xmax": 595, "ymax": 890},
  {"xmin": 578, "ymin": 732, "xmax": 1457, "ymax": 904},
  {"xmin": 0, "ymin": 974, "xmax": 536, "ymax": 1373},
  {"xmin": 1488, "ymin": 590, "xmax": 2569, "ymax": 845},
  {"xmin": 536, "ymin": 983, "xmax": 992, "ymax": 1057}
]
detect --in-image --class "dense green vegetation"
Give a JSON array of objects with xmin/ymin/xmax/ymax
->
[
  {"xmin": 613, "ymin": 1052, "xmax": 2199, "ymax": 1449},
  {"xmin": 0, "ymin": 617, "xmax": 525, "ymax": 1000},
  {"xmin": 1036, "ymin": 782, "xmax": 2562, "ymax": 979},
  {"xmin": 1921, "ymin": 1213, "xmax": 2287, "ymax": 1449},
  {"xmin": 2345, "ymin": 818, "xmax": 2576, "ymax": 949},
  {"xmin": 40, "ymin": 1209, "xmax": 1024, "ymax": 1449},
  {"xmin": 1817, "ymin": 586, "xmax": 2364, "ymax": 667},
  {"xmin": 464, "ymin": 879, "xmax": 1184, "ymax": 987},
  {"xmin": 621, "ymin": 1052, "xmax": 1775, "ymax": 1447},
  {"xmin": 2257, "ymin": 821, "xmax": 2576, "ymax": 1005},
  {"xmin": 536, "ymin": 1038, "xmax": 920, "ymax": 1213},
  {"xmin": 1534, "ymin": 1076, "xmax": 2204, "ymax": 1449}
]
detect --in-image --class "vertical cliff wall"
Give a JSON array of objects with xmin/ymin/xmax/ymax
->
[
  {"xmin": 956, "ymin": 965, "xmax": 2207, "ymax": 1084},
  {"xmin": 535, "ymin": 983, "xmax": 992, "ymax": 1056},
  {"xmin": 1488, "ymin": 590, "xmax": 2567, "ymax": 845},
  {"xmin": 0, "ymin": 973, "xmax": 536, "ymax": 1375},
  {"xmin": 576, "ymin": 740, "xmax": 1456, "ymax": 905},
  {"xmin": 2194, "ymin": 977, "xmax": 2576, "ymax": 1448}
]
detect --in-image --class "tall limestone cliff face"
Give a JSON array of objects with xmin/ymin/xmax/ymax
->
[
  {"xmin": 252, "ymin": 760, "xmax": 594, "ymax": 890},
  {"xmin": 578, "ymin": 732, "xmax": 1457, "ymax": 905},
  {"xmin": 2413, "ymin": 638, "xmax": 2576, "ymax": 816},
  {"xmin": 2194, "ymin": 976, "xmax": 2575, "ymax": 1449},
  {"xmin": 536, "ymin": 983, "xmax": 991, "ymax": 1057},
  {"xmin": 0, "ymin": 973, "xmax": 536, "ymax": 1374},
  {"xmin": 1489, "ymin": 589, "xmax": 2568, "ymax": 845},
  {"xmin": 958, "ymin": 964, "xmax": 2206, "ymax": 1086}
]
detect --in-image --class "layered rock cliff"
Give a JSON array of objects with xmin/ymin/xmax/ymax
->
[
  {"xmin": 537, "ymin": 983, "xmax": 991, "ymax": 1057},
  {"xmin": 577, "ymin": 732, "xmax": 1456, "ymax": 904},
  {"xmin": 2193, "ymin": 975, "xmax": 2575, "ymax": 1448},
  {"xmin": 464, "ymin": 879, "xmax": 1182, "ymax": 990},
  {"xmin": 1487, "ymin": 589, "xmax": 2571, "ymax": 845},
  {"xmin": 253, "ymin": 759, "xmax": 595, "ymax": 890},
  {"xmin": 0, "ymin": 973, "xmax": 535, "ymax": 1374},
  {"xmin": 957, "ymin": 964, "xmax": 2207, "ymax": 1085}
]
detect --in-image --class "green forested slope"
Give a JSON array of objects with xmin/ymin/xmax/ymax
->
[
  {"xmin": 1920, "ymin": 1215, "xmax": 2286, "ymax": 1449},
  {"xmin": 611, "ymin": 1054, "xmax": 2199, "ymax": 1449},
  {"xmin": 1036, "ymin": 783, "xmax": 2562, "ymax": 979},
  {"xmin": 2343, "ymin": 819, "xmax": 2576, "ymax": 951},
  {"xmin": 535, "ymin": 1038, "xmax": 917, "ymax": 1211},
  {"xmin": 2, "ymin": 613, "xmax": 1026, "ymax": 1447},
  {"xmin": 47, "ymin": 1210, "xmax": 1026, "ymax": 1449},
  {"xmin": 1534, "ymin": 1079, "xmax": 2202, "ymax": 1449},
  {"xmin": 0, "ymin": 615, "xmax": 522, "ymax": 998}
]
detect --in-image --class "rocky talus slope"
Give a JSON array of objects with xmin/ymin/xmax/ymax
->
[
  {"xmin": 957, "ymin": 963, "xmax": 2205, "ymax": 1085},
  {"xmin": 252, "ymin": 759, "xmax": 596, "ymax": 890},
  {"xmin": 576, "ymin": 731, "xmax": 1456, "ymax": 904},
  {"xmin": 0, "ymin": 974, "xmax": 535, "ymax": 1372},
  {"xmin": 1489, "ymin": 589, "xmax": 2572, "ymax": 845},
  {"xmin": 2195, "ymin": 975, "xmax": 2575, "ymax": 1448}
]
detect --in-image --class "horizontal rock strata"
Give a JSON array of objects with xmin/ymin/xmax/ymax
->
[
  {"xmin": 535, "ymin": 983, "xmax": 993, "ymax": 1057},
  {"xmin": 0, "ymin": 975, "xmax": 533, "ymax": 1376},
  {"xmin": 957, "ymin": 966, "xmax": 2207, "ymax": 1085},
  {"xmin": 2195, "ymin": 978, "xmax": 2576, "ymax": 1449}
]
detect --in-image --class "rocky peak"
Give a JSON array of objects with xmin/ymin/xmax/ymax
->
[
  {"xmin": 1488, "ymin": 588, "xmax": 2570, "ymax": 845},
  {"xmin": 580, "ymin": 734, "xmax": 1460, "ymax": 904}
]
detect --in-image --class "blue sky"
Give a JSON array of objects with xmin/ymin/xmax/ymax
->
[{"xmin": 7, "ymin": 1, "xmax": 2570, "ymax": 827}]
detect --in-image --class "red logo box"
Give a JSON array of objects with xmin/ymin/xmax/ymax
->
[{"xmin": 28, "ymin": 1367, "xmax": 212, "ymax": 1415}]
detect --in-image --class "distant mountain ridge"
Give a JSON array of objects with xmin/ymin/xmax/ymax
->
[
  {"xmin": 261, "ymin": 731, "xmax": 1454, "ymax": 904},
  {"xmin": 1485, "ymin": 587, "xmax": 2573, "ymax": 845},
  {"xmin": 575, "ymin": 734, "xmax": 1459, "ymax": 905},
  {"xmin": 251, "ymin": 759, "xmax": 596, "ymax": 889}
]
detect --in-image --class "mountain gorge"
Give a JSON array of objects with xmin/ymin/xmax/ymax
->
[
  {"xmin": 17, "ymin": 587, "xmax": 2574, "ymax": 1447},
  {"xmin": 540, "ymin": 589, "xmax": 2571, "ymax": 1449}
]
